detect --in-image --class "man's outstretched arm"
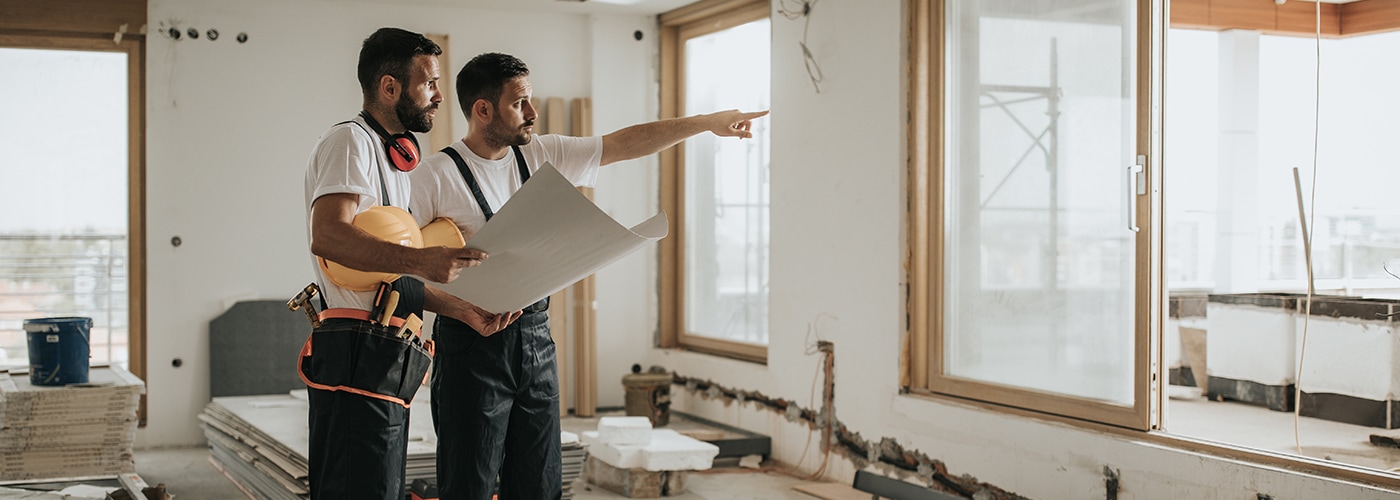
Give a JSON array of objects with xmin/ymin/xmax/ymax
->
[{"xmin": 599, "ymin": 109, "xmax": 769, "ymax": 166}]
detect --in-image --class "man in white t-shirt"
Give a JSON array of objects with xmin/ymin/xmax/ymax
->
[
  {"xmin": 410, "ymin": 52, "xmax": 766, "ymax": 500},
  {"xmin": 301, "ymin": 30, "xmax": 521, "ymax": 500}
]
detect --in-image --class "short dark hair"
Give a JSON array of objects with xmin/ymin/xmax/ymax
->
[
  {"xmin": 456, "ymin": 52, "xmax": 530, "ymax": 116},
  {"xmin": 357, "ymin": 28, "xmax": 442, "ymax": 102}
]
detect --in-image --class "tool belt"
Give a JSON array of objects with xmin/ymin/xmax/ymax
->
[{"xmin": 295, "ymin": 278, "xmax": 431, "ymax": 408}]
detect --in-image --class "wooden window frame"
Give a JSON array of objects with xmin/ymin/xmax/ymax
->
[
  {"xmin": 907, "ymin": 0, "xmax": 1400, "ymax": 490},
  {"xmin": 0, "ymin": 0, "xmax": 147, "ymax": 425},
  {"xmin": 905, "ymin": 0, "xmax": 1163, "ymax": 431},
  {"xmin": 658, "ymin": 0, "xmax": 771, "ymax": 364}
]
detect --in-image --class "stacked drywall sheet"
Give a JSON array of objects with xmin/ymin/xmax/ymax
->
[
  {"xmin": 561, "ymin": 430, "xmax": 589, "ymax": 500},
  {"xmin": 0, "ymin": 366, "xmax": 144, "ymax": 483},
  {"xmin": 200, "ymin": 389, "xmax": 437, "ymax": 500}
]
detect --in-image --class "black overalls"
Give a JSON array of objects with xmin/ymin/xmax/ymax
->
[
  {"xmin": 306, "ymin": 278, "xmax": 424, "ymax": 500},
  {"xmin": 432, "ymin": 146, "xmax": 561, "ymax": 500},
  {"xmin": 306, "ymin": 114, "xmax": 430, "ymax": 500}
]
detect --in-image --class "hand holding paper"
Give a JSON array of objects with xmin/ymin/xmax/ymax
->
[{"xmin": 435, "ymin": 162, "xmax": 668, "ymax": 314}]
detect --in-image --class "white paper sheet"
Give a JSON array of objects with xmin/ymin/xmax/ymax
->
[{"xmin": 434, "ymin": 162, "xmax": 668, "ymax": 314}]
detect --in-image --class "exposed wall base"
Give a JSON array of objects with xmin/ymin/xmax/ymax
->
[{"xmin": 671, "ymin": 373, "xmax": 1026, "ymax": 500}]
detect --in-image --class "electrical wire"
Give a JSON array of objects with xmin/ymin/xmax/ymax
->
[
  {"xmin": 787, "ymin": 316, "xmax": 835, "ymax": 479},
  {"xmin": 777, "ymin": 0, "xmax": 825, "ymax": 93},
  {"xmin": 1292, "ymin": 0, "xmax": 1323, "ymax": 455}
]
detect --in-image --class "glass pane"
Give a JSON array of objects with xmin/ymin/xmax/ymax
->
[
  {"xmin": 683, "ymin": 18, "xmax": 772, "ymax": 345},
  {"xmin": 0, "ymin": 48, "xmax": 130, "ymax": 368},
  {"xmin": 943, "ymin": 0, "xmax": 1136, "ymax": 404}
]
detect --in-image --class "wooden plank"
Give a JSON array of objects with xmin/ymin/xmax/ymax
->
[
  {"xmin": 0, "ymin": 0, "xmax": 145, "ymax": 36},
  {"xmin": 545, "ymin": 97, "xmax": 566, "ymax": 135},
  {"xmin": 570, "ymin": 97, "xmax": 597, "ymax": 418},
  {"xmin": 1209, "ymin": 0, "xmax": 1275, "ymax": 32},
  {"xmin": 1274, "ymin": 1, "xmax": 1341, "ymax": 37},
  {"xmin": 1169, "ymin": 0, "xmax": 1212, "ymax": 28},
  {"xmin": 1342, "ymin": 0, "xmax": 1400, "ymax": 36}
]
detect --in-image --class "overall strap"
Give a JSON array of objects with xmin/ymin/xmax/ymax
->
[
  {"xmin": 512, "ymin": 145, "xmax": 531, "ymax": 182},
  {"xmin": 339, "ymin": 118, "xmax": 393, "ymax": 207},
  {"xmin": 442, "ymin": 147, "xmax": 495, "ymax": 220},
  {"xmin": 442, "ymin": 145, "xmax": 533, "ymax": 221}
]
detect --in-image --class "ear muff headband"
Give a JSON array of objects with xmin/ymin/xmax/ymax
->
[{"xmin": 359, "ymin": 111, "xmax": 421, "ymax": 172}]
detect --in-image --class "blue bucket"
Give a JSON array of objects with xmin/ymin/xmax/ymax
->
[{"xmin": 23, "ymin": 317, "xmax": 92, "ymax": 386}]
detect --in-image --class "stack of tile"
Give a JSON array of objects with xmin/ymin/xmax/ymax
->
[
  {"xmin": 561, "ymin": 430, "xmax": 589, "ymax": 500},
  {"xmin": 582, "ymin": 416, "xmax": 719, "ymax": 498},
  {"xmin": 200, "ymin": 389, "xmax": 437, "ymax": 500},
  {"xmin": 0, "ymin": 366, "xmax": 144, "ymax": 482}
]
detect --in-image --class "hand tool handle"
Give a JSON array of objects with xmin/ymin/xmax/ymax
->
[{"xmin": 378, "ymin": 291, "xmax": 400, "ymax": 325}]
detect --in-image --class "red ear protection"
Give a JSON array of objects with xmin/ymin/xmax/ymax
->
[
  {"xmin": 360, "ymin": 111, "xmax": 421, "ymax": 172},
  {"xmin": 386, "ymin": 133, "xmax": 420, "ymax": 172}
]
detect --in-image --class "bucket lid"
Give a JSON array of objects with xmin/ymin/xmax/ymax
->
[
  {"xmin": 23, "ymin": 317, "xmax": 92, "ymax": 333},
  {"xmin": 622, "ymin": 372, "xmax": 673, "ymax": 386}
]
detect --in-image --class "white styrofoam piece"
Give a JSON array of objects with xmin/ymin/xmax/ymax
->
[
  {"xmin": 638, "ymin": 432, "xmax": 719, "ymax": 471},
  {"xmin": 597, "ymin": 416, "xmax": 653, "ymax": 445},
  {"xmin": 583, "ymin": 429, "xmax": 718, "ymax": 471}
]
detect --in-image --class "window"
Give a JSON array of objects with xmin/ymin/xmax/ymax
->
[
  {"xmin": 0, "ymin": 47, "xmax": 133, "ymax": 367},
  {"xmin": 913, "ymin": 0, "xmax": 1400, "ymax": 487},
  {"xmin": 1164, "ymin": 26, "xmax": 1400, "ymax": 479},
  {"xmin": 660, "ymin": 0, "xmax": 772, "ymax": 363},
  {"xmin": 908, "ymin": 0, "xmax": 1159, "ymax": 430},
  {"xmin": 0, "ymin": 1, "xmax": 146, "ymax": 415}
]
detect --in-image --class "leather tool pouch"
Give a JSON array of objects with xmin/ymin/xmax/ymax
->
[{"xmin": 298, "ymin": 278, "xmax": 432, "ymax": 407}]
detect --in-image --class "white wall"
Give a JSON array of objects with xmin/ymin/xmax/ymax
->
[
  {"xmin": 143, "ymin": 0, "xmax": 1400, "ymax": 497},
  {"xmin": 144, "ymin": 0, "xmax": 608, "ymax": 447}
]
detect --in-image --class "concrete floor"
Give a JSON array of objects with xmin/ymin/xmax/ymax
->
[
  {"xmin": 1166, "ymin": 388, "xmax": 1400, "ymax": 471},
  {"xmin": 131, "ymin": 447, "xmax": 821, "ymax": 499},
  {"xmin": 129, "ymin": 412, "xmax": 831, "ymax": 499},
  {"xmin": 102, "ymin": 392, "xmax": 1400, "ymax": 498}
]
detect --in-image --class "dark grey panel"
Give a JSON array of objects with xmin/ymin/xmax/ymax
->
[{"xmin": 209, "ymin": 300, "xmax": 310, "ymax": 398}]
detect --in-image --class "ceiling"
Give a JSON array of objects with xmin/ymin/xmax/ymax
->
[{"xmin": 339, "ymin": 0, "xmax": 700, "ymax": 16}]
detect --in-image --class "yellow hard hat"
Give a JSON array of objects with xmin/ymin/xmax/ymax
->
[
  {"xmin": 318, "ymin": 206, "xmax": 462, "ymax": 291},
  {"xmin": 421, "ymin": 217, "xmax": 466, "ymax": 249}
]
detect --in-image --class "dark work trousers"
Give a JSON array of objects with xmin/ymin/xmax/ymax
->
[
  {"xmin": 431, "ymin": 310, "xmax": 561, "ymax": 500},
  {"xmin": 306, "ymin": 375, "xmax": 409, "ymax": 500}
]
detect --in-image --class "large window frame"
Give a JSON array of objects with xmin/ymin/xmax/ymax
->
[
  {"xmin": 908, "ymin": 0, "xmax": 1400, "ymax": 489},
  {"xmin": 0, "ymin": 1, "xmax": 147, "ymax": 424},
  {"xmin": 659, "ymin": 0, "xmax": 771, "ymax": 363},
  {"xmin": 906, "ymin": 0, "xmax": 1164, "ymax": 430}
]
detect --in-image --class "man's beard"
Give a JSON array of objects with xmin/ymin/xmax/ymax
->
[
  {"xmin": 397, "ymin": 98, "xmax": 435, "ymax": 134},
  {"xmin": 485, "ymin": 118, "xmax": 534, "ymax": 149}
]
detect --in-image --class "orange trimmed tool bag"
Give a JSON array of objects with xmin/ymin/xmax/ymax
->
[{"xmin": 298, "ymin": 277, "xmax": 432, "ymax": 407}]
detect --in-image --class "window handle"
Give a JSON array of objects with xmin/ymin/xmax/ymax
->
[{"xmin": 1127, "ymin": 155, "xmax": 1145, "ymax": 233}]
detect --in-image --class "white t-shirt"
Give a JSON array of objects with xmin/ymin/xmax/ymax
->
[
  {"xmin": 409, "ymin": 134, "xmax": 602, "ymax": 236},
  {"xmin": 304, "ymin": 115, "xmax": 414, "ymax": 310}
]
